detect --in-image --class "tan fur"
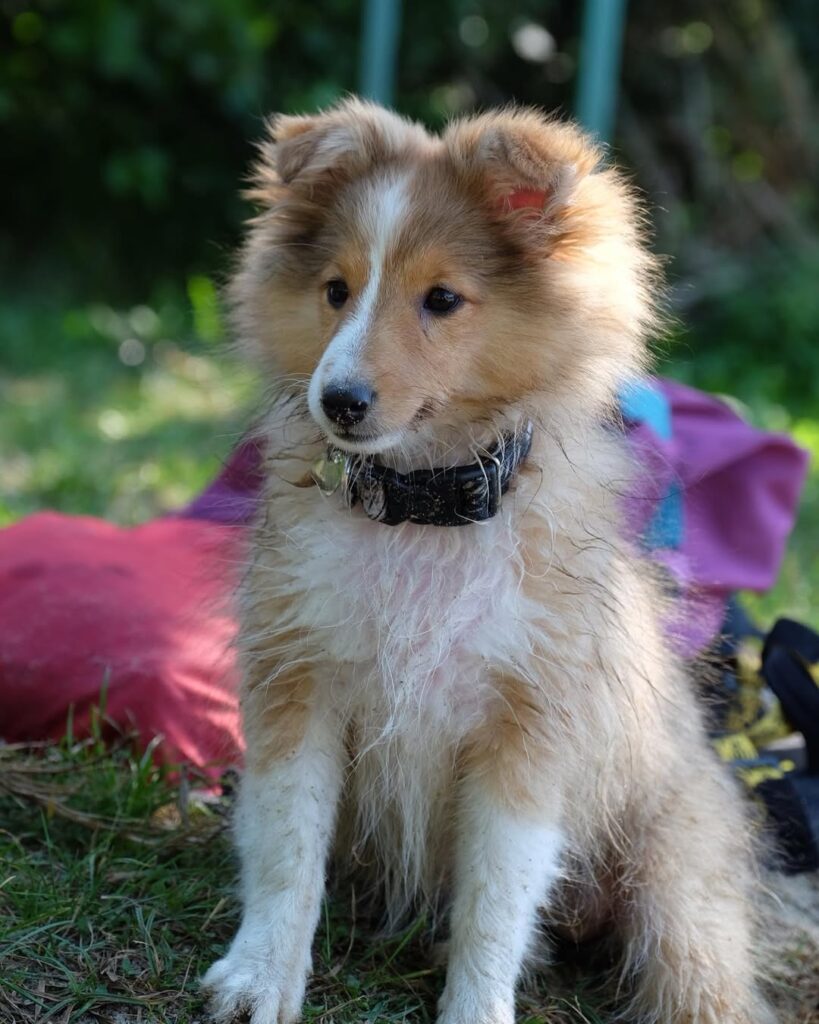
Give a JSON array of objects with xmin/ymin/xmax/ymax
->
[
  {"xmin": 211, "ymin": 99, "xmax": 775, "ymax": 1024},
  {"xmin": 462, "ymin": 670, "xmax": 567, "ymax": 813},
  {"xmin": 241, "ymin": 650, "xmax": 314, "ymax": 770}
]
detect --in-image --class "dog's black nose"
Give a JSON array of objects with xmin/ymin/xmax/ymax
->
[{"xmin": 321, "ymin": 383, "xmax": 374, "ymax": 427}]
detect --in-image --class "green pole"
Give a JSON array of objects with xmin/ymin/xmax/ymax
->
[
  {"xmin": 359, "ymin": 0, "xmax": 402, "ymax": 107},
  {"xmin": 575, "ymin": 0, "xmax": 629, "ymax": 143}
]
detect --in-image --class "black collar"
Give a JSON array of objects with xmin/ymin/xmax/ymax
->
[{"xmin": 312, "ymin": 423, "xmax": 534, "ymax": 527}]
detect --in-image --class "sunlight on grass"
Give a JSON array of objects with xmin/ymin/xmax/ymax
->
[
  {"xmin": 0, "ymin": 292, "xmax": 256, "ymax": 526},
  {"xmin": 748, "ymin": 429, "xmax": 819, "ymax": 630}
]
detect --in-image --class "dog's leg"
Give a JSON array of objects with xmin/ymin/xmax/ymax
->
[
  {"xmin": 203, "ymin": 693, "xmax": 343, "ymax": 1024},
  {"xmin": 437, "ymin": 772, "xmax": 564, "ymax": 1024},
  {"xmin": 619, "ymin": 764, "xmax": 773, "ymax": 1024}
]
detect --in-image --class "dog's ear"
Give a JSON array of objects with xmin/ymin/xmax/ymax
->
[
  {"xmin": 444, "ymin": 110, "xmax": 601, "ymax": 237},
  {"xmin": 248, "ymin": 98, "xmax": 429, "ymax": 203}
]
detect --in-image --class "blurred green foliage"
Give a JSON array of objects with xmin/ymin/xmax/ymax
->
[
  {"xmin": 0, "ymin": 289, "xmax": 252, "ymax": 526},
  {"xmin": 2, "ymin": 0, "xmax": 818, "ymax": 296},
  {"xmin": 1, "ymin": 0, "xmax": 361, "ymax": 295},
  {"xmin": 0, "ymin": 0, "xmax": 584, "ymax": 296},
  {"xmin": 667, "ymin": 251, "xmax": 819, "ymax": 416}
]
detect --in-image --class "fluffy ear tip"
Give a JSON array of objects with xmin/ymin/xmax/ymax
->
[
  {"xmin": 445, "ymin": 108, "xmax": 603, "ymax": 177},
  {"xmin": 264, "ymin": 111, "xmax": 317, "ymax": 146}
]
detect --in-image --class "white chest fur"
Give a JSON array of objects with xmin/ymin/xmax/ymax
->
[
  {"xmin": 258, "ymin": 483, "xmax": 543, "ymax": 909},
  {"xmin": 271, "ymin": 486, "xmax": 532, "ymax": 732}
]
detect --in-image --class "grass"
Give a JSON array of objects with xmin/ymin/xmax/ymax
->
[
  {"xmin": 0, "ymin": 737, "xmax": 233, "ymax": 1024},
  {"xmin": 2, "ymin": 728, "xmax": 817, "ymax": 1024},
  {"xmin": 0, "ymin": 287, "xmax": 254, "ymax": 527},
  {"xmin": 1, "ymin": 727, "xmax": 618, "ymax": 1024}
]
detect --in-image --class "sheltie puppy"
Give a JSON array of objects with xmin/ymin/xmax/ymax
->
[{"xmin": 203, "ymin": 99, "xmax": 773, "ymax": 1024}]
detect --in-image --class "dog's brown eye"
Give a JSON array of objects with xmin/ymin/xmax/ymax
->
[
  {"xmin": 326, "ymin": 279, "xmax": 349, "ymax": 309},
  {"xmin": 424, "ymin": 287, "xmax": 461, "ymax": 315}
]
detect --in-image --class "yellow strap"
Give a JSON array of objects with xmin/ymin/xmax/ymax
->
[{"xmin": 712, "ymin": 732, "xmax": 758, "ymax": 762}]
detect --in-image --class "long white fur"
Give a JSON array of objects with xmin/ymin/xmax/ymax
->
[
  {"xmin": 203, "ymin": 704, "xmax": 344, "ymax": 1022},
  {"xmin": 439, "ymin": 780, "xmax": 564, "ymax": 1024},
  {"xmin": 210, "ymin": 390, "xmax": 767, "ymax": 1023},
  {"xmin": 209, "ymin": 414, "xmax": 564, "ymax": 1024}
]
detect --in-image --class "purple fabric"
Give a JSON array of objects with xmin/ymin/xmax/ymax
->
[
  {"xmin": 625, "ymin": 379, "xmax": 809, "ymax": 653},
  {"xmin": 656, "ymin": 379, "xmax": 807, "ymax": 592},
  {"xmin": 184, "ymin": 380, "xmax": 809, "ymax": 655},
  {"xmin": 182, "ymin": 437, "xmax": 266, "ymax": 526}
]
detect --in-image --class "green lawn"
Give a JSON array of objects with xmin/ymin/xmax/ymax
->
[
  {"xmin": 0, "ymin": 734, "xmax": 617, "ymax": 1024},
  {"xmin": 0, "ymin": 289, "xmax": 254, "ymax": 528},
  {"xmin": 2, "ymin": 733, "xmax": 816, "ymax": 1023}
]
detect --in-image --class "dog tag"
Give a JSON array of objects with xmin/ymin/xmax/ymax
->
[{"xmin": 310, "ymin": 450, "xmax": 347, "ymax": 495}]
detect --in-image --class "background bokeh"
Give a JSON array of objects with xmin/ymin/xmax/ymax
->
[{"xmin": 1, "ymin": 0, "xmax": 817, "ymax": 624}]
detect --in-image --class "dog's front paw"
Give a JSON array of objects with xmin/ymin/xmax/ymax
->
[
  {"xmin": 436, "ymin": 983, "xmax": 515, "ymax": 1024},
  {"xmin": 202, "ymin": 925, "xmax": 310, "ymax": 1024}
]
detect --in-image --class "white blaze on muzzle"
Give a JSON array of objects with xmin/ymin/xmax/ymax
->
[{"xmin": 307, "ymin": 175, "xmax": 410, "ymax": 433}]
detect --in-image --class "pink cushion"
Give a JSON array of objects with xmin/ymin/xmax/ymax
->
[{"xmin": 0, "ymin": 512, "xmax": 243, "ymax": 770}]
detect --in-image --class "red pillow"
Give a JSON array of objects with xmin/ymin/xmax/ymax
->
[{"xmin": 0, "ymin": 512, "xmax": 243, "ymax": 770}]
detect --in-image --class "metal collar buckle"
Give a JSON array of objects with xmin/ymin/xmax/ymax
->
[{"xmin": 481, "ymin": 449, "xmax": 504, "ymax": 514}]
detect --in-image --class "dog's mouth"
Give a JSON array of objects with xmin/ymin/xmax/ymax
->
[
  {"xmin": 321, "ymin": 424, "xmax": 409, "ymax": 457},
  {"xmin": 317, "ymin": 401, "xmax": 439, "ymax": 457},
  {"xmin": 311, "ymin": 402, "xmax": 428, "ymax": 457}
]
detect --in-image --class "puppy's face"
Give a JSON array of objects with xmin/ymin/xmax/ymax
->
[
  {"xmin": 234, "ymin": 101, "xmax": 656, "ymax": 455},
  {"xmin": 300, "ymin": 165, "xmax": 547, "ymax": 454}
]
